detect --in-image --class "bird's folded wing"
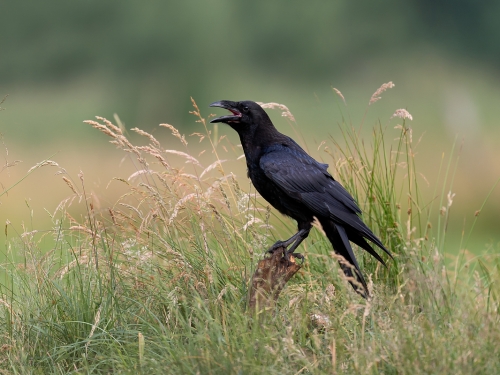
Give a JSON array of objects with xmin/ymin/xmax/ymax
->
[{"xmin": 259, "ymin": 148, "xmax": 362, "ymax": 222}]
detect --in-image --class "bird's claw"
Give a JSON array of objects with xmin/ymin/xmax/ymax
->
[
  {"xmin": 267, "ymin": 242, "xmax": 305, "ymax": 265},
  {"xmin": 285, "ymin": 251, "xmax": 304, "ymax": 264},
  {"xmin": 289, "ymin": 252, "xmax": 304, "ymax": 262},
  {"xmin": 267, "ymin": 240, "xmax": 286, "ymax": 254}
]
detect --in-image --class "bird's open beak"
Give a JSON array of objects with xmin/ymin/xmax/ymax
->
[{"xmin": 209, "ymin": 100, "xmax": 242, "ymax": 123}]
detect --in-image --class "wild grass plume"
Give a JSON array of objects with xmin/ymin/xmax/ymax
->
[{"xmin": 369, "ymin": 81, "xmax": 395, "ymax": 105}]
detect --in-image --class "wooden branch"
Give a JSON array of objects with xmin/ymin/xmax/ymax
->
[{"xmin": 248, "ymin": 247, "xmax": 302, "ymax": 314}]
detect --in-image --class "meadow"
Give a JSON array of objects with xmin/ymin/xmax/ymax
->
[{"xmin": 1, "ymin": 91, "xmax": 500, "ymax": 374}]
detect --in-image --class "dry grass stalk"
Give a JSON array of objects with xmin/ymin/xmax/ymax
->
[
  {"xmin": 163, "ymin": 149, "xmax": 200, "ymax": 167},
  {"xmin": 0, "ymin": 94, "xmax": 8, "ymax": 110},
  {"xmin": 84, "ymin": 118, "xmax": 140, "ymax": 158},
  {"xmin": 1, "ymin": 160, "xmax": 22, "ymax": 175},
  {"xmin": 131, "ymin": 127, "xmax": 161, "ymax": 148},
  {"xmin": 200, "ymin": 159, "xmax": 227, "ymax": 179},
  {"xmin": 127, "ymin": 169, "xmax": 149, "ymax": 181},
  {"xmin": 69, "ymin": 225, "xmax": 100, "ymax": 238},
  {"xmin": 369, "ymin": 81, "xmax": 395, "ymax": 105},
  {"xmin": 97, "ymin": 116, "xmax": 123, "ymax": 135},
  {"xmin": 332, "ymin": 87, "xmax": 347, "ymax": 106},
  {"xmin": 62, "ymin": 176, "xmax": 79, "ymax": 195},
  {"xmin": 258, "ymin": 102, "xmax": 296, "ymax": 122},
  {"xmin": 85, "ymin": 304, "xmax": 102, "ymax": 356},
  {"xmin": 160, "ymin": 123, "xmax": 188, "ymax": 146},
  {"xmin": 136, "ymin": 146, "xmax": 170, "ymax": 169},
  {"xmin": 27, "ymin": 160, "xmax": 59, "ymax": 174}
]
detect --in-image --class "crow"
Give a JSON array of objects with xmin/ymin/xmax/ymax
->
[{"xmin": 209, "ymin": 100, "xmax": 392, "ymax": 298}]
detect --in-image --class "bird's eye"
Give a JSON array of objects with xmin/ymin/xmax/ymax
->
[{"xmin": 243, "ymin": 106, "xmax": 249, "ymax": 112}]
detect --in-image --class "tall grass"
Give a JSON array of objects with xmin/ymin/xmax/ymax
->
[{"xmin": 1, "ymin": 93, "xmax": 500, "ymax": 374}]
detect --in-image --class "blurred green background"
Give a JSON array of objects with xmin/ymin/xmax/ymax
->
[{"xmin": 1, "ymin": 1, "xmax": 499, "ymax": 253}]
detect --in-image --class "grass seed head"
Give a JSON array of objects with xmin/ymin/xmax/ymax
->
[
  {"xmin": 258, "ymin": 102, "xmax": 296, "ymax": 122},
  {"xmin": 391, "ymin": 108, "xmax": 413, "ymax": 121},
  {"xmin": 369, "ymin": 81, "xmax": 395, "ymax": 105}
]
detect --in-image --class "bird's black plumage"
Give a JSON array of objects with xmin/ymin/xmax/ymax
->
[{"xmin": 210, "ymin": 100, "xmax": 391, "ymax": 298}]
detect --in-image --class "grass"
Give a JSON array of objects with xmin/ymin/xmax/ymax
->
[{"xmin": 1, "ymin": 93, "xmax": 500, "ymax": 374}]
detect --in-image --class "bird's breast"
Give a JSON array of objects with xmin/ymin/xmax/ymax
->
[
  {"xmin": 247, "ymin": 164, "xmax": 278, "ymax": 202},
  {"xmin": 247, "ymin": 162, "xmax": 307, "ymax": 221}
]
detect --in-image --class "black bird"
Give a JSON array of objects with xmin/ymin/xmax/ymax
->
[{"xmin": 209, "ymin": 100, "xmax": 391, "ymax": 298}]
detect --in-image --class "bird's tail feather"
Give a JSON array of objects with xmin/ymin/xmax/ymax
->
[
  {"xmin": 346, "ymin": 217, "xmax": 392, "ymax": 259},
  {"xmin": 346, "ymin": 230, "xmax": 387, "ymax": 266},
  {"xmin": 319, "ymin": 219, "xmax": 369, "ymax": 298}
]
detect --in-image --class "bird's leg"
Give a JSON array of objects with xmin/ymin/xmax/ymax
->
[
  {"xmin": 267, "ymin": 229, "xmax": 307, "ymax": 254},
  {"xmin": 283, "ymin": 227, "xmax": 310, "ymax": 262},
  {"xmin": 267, "ymin": 228, "xmax": 310, "ymax": 263}
]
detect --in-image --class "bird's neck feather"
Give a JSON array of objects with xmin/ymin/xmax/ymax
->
[{"xmin": 238, "ymin": 122, "xmax": 284, "ymax": 160}]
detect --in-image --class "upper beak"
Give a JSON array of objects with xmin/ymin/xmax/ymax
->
[{"xmin": 209, "ymin": 100, "xmax": 242, "ymax": 123}]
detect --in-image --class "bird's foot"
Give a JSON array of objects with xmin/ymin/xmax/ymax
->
[
  {"xmin": 267, "ymin": 240, "xmax": 287, "ymax": 254},
  {"xmin": 285, "ymin": 250, "xmax": 304, "ymax": 264},
  {"xmin": 267, "ymin": 245, "xmax": 305, "ymax": 265}
]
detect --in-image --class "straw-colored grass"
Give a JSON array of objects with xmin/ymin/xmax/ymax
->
[{"xmin": 1, "ymin": 90, "xmax": 500, "ymax": 374}]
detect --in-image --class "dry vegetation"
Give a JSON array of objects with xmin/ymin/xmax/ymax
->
[{"xmin": 1, "ymin": 89, "xmax": 500, "ymax": 374}]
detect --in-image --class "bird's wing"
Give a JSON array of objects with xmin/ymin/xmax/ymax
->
[{"xmin": 259, "ymin": 146, "xmax": 362, "ymax": 223}]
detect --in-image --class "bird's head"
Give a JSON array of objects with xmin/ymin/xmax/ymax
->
[{"xmin": 209, "ymin": 100, "xmax": 271, "ymax": 129}]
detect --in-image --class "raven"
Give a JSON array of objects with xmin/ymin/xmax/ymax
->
[{"xmin": 210, "ymin": 100, "xmax": 391, "ymax": 298}]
